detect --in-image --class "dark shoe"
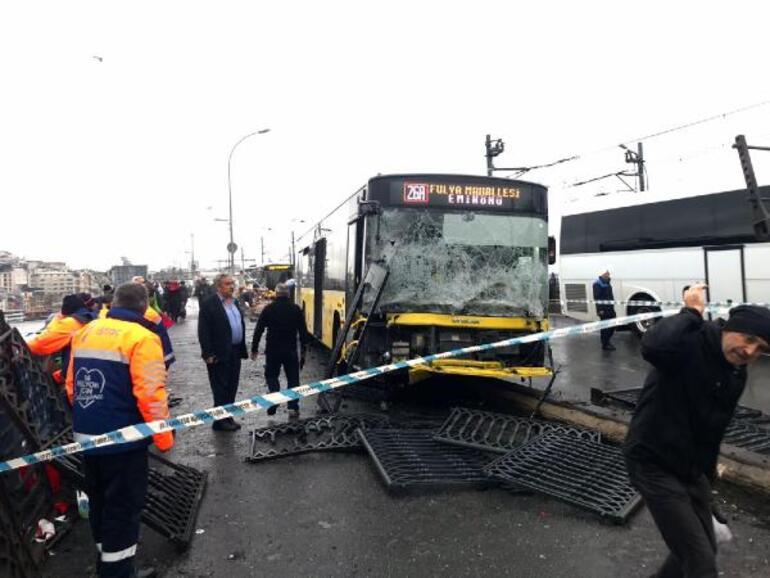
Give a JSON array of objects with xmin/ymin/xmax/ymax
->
[
  {"xmin": 214, "ymin": 419, "xmax": 240, "ymax": 432},
  {"xmin": 266, "ymin": 407, "xmax": 277, "ymax": 416},
  {"xmin": 602, "ymin": 344, "xmax": 616, "ymax": 351}
]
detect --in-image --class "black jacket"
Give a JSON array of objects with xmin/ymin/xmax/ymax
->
[
  {"xmin": 251, "ymin": 297, "xmax": 310, "ymax": 355},
  {"xmin": 624, "ymin": 308, "xmax": 746, "ymax": 481},
  {"xmin": 197, "ymin": 294, "xmax": 248, "ymax": 361}
]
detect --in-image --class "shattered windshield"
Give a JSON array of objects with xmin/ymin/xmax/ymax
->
[{"xmin": 370, "ymin": 208, "xmax": 548, "ymax": 317}]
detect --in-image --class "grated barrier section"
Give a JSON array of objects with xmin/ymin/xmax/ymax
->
[
  {"xmin": 433, "ymin": 407, "xmax": 601, "ymax": 454},
  {"xmin": 357, "ymin": 428, "xmax": 494, "ymax": 491},
  {"xmin": 0, "ymin": 488, "xmax": 38, "ymax": 578},
  {"xmin": 483, "ymin": 432, "xmax": 642, "ymax": 524},
  {"xmin": 0, "ymin": 398, "xmax": 52, "ymax": 572},
  {"xmin": 247, "ymin": 414, "xmax": 391, "ymax": 463},
  {"xmin": 591, "ymin": 387, "xmax": 770, "ymax": 431},
  {"xmin": 43, "ymin": 429, "xmax": 207, "ymax": 550},
  {"xmin": 0, "ymin": 328, "xmax": 70, "ymax": 448},
  {"xmin": 143, "ymin": 453, "xmax": 208, "ymax": 551},
  {"xmin": 723, "ymin": 422, "xmax": 770, "ymax": 454}
]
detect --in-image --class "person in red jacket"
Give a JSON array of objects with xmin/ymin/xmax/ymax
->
[{"xmin": 66, "ymin": 283, "xmax": 173, "ymax": 578}]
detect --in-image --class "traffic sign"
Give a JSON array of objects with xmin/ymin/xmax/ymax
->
[{"xmin": 227, "ymin": 242, "xmax": 238, "ymax": 254}]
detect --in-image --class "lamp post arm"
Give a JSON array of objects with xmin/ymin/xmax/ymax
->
[{"xmin": 226, "ymin": 128, "xmax": 270, "ymax": 274}]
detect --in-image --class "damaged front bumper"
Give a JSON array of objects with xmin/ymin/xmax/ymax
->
[
  {"xmin": 407, "ymin": 359, "xmax": 552, "ymax": 383},
  {"xmin": 383, "ymin": 312, "xmax": 553, "ymax": 384}
]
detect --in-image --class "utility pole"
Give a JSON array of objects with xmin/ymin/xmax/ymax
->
[
  {"xmin": 190, "ymin": 233, "xmax": 196, "ymax": 278},
  {"xmin": 622, "ymin": 142, "xmax": 646, "ymax": 192},
  {"xmin": 261, "ymin": 236, "xmax": 265, "ymax": 266},
  {"xmin": 291, "ymin": 231, "xmax": 296, "ymax": 269},
  {"xmin": 485, "ymin": 134, "xmax": 505, "ymax": 176},
  {"xmin": 733, "ymin": 134, "xmax": 770, "ymax": 240}
]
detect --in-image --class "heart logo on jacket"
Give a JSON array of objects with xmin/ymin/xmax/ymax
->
[{"xmin": 74, "ymin": 368, "xmax": 106, "ymax": 409}]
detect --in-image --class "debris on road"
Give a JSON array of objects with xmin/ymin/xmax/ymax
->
[
  {"xmin": 433, "ymin": 406, "xmax": 601, "ymax": 454},
  {"xmin": 245, "ymin": 403, "xmax": 644, "ymax": 524},
  {"xmin": 483, "ymin": 431, "xmax": 642, "ymax": 524},
  {"xmin": 357, "ymin": 428, "xmax": 493, "ymax": 491},
  {"xmin": 246, "ymin": 414, "xmax": 390, "ymax": 462}
]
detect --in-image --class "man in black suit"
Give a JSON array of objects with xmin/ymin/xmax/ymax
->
[{"xmin": 197, "ymin": 273, "xmax": 247, "ymax": 432}]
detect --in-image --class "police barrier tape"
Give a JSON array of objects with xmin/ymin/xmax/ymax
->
[
  {"xmin": 559, "ymin": 299, "xmax": 770, "ymax": 308},
  {"xmin": 0, "ymin": 308, "xmax": 693, "ymax": 474}
]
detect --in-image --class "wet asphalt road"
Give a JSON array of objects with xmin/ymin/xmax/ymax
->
[{"xmin": 42, "ymin": 305, "xmax": 770, "ymax": 577}]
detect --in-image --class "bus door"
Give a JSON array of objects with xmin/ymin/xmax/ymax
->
[
  {"xmin": 313, "ymin": 238, "xmax": 327, "ymax": 339},
  {"xmin": 704, "ymin": 246, "xmax": 746, "ymax": 317},
  {"xmin": 345, "ymin": 218, "xmax": 364, "ymax": 309}
]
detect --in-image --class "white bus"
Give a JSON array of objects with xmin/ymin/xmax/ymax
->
[{"xmin": 558, "ymin": 186, "xmax": 770, "ymax": 333}]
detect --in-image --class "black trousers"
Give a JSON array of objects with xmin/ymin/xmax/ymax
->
[
  {"xmin": 206, "ymin": 345, "xmax": 242, "ymax": 409},
  {"xmin": 598, "ymin": 309, "xmax": 616, "ymax": 346},
  {"xmin": 626, "ymin": 457, "xmax": 717, "ymax": 578},
  {"xmin": 265, "ymin": 349, "xmax": 300, "ymax": 414},
  {"xmin": 84, "ymin": 448, "xmax": 148, "ymax": 578}
]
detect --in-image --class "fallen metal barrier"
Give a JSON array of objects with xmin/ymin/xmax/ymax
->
[
  {"xmin": 723, "ymin": 422, "xmax": 770, "ymax": 454},
  {"xmin": 1, "ymin": 328, "xmax": 71, "ymax": 447},
  {"xmin": 0, "ymin": 486, "xmax": 38, "ymax": 578},
  {"xmin": 144, "ymin": 453, "xmax": 208, "ymax": 552},
  {"xmin": 357, "ymin": 428, "xmax": 493, "ymax": 491},
  {"xmin": 40, "ymin": 429, "xmax": 208, "ymax": 551},
  {"xmin": 433, "ymin": 406, "xmax": 601, "ymax": 454},
  {"xmin": 592, "ymin": 386, "xmax": 770, "ymax": 439},
  {"xmin": 483, "ymin": 432, "xmax": 642, "ymax": 524},
  {"xmin": 246, "ymin": 414, "xmax": 391, "ymax": 462}
]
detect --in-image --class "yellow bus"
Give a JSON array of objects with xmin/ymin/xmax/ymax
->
[{"xmin": 295, "ymin": 173, "xmax": 555, "ymax": 384}]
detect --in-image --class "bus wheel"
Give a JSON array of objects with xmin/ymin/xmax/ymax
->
[{"xmin": 630, "ymin": 305, "xmax": 660, "ymax": 336}]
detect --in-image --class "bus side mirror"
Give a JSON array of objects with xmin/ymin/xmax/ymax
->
[{"xmin": 548, "ymin": 236, "xmax": 556, "ymax": 265}]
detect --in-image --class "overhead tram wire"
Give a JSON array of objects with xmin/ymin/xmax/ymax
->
[{"xmin": 503, "ymin": 98, "xmax": 770, "ymax": 182}]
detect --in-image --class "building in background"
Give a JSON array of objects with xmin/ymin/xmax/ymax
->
[{"xmin": 108, "ymin": 264, "xmax": 148, "ymax": 285}]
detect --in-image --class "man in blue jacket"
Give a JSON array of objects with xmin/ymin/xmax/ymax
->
[{"xmin": 593, "ymin": 269, "xmax": 616, "ymax": 350}]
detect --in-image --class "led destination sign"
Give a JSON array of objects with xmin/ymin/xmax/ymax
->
[{"xmin": 402, "ymin": 181, "xmax": 523, "ymax": 209}]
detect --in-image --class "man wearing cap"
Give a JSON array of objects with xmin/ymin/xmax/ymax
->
[
  {"xmin": 624, "ymin": 283, "xmax": 770, "ymax": 577},
  {"xmin": 251, "ymin": 282, "xmax": 310, "ymax": 417},
  {"xmin": 593, "ymin": 269, "xmax": 616, "ymax": 350}
]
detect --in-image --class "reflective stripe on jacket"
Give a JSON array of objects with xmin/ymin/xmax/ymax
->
[{"xmin": 65, "ymin": 307, "xmax": 174, "ymax": 454}]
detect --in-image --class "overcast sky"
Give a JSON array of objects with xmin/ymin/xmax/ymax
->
[{"xmin": 3, "ymin": 1, "xmax": 770, "ymax": 272}]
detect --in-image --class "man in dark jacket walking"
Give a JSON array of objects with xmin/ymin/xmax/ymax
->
[
  {"xmin": 198, "ymin": 274, "xmax": 248, "ymax": 431},
  {"xmin": 251, "ymin": 283, "xmax": 310, "ymax": 417},
  {"xmin": 624, "ymin": 283, "xmax": 770, "ymax": 577},
  {"xmin": 593, "ymin": 269, "xmax": 617, "ymax": 350}
]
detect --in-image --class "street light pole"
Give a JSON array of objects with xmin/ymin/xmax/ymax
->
[{"xmin": 227, "ymin": 128, "xmax": 271, "ymax": 274}]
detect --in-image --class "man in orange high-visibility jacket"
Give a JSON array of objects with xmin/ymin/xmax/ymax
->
[
  {"xmin": 66, "ymin": 283, "xmax": 173, "ymax": 578},
  {"xmin": 28, "ymin": 294, "xmax": 95, "ymax": 384}
]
